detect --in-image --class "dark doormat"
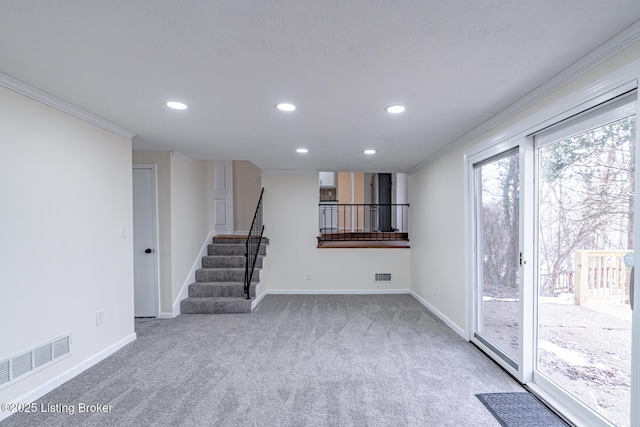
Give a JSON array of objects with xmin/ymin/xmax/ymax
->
[{"xmin": 476, "ymin": 392, "xmax": 569, "ymax": 426}]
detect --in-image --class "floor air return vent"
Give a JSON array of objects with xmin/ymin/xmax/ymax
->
[
  {"xmin": 375, "ymin": 273, "xmax": 392, "ymax": 282},
  {"xmin": 0, "ymin": 334, "xmax": 71, "ymax": 390}
]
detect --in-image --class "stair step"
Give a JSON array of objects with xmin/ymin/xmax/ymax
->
[
  {"xmin": 201, "ymin": 255, "xmax": 263, "ymax": 268},
  {"xmin": 207, "ymin": 244, "xmax": 267, "ymax": 256},
  {"xmin": 196, "ymin": 268, "xmax": 259, "ymax": 282},
  {"xmin": 180, "ymin": 297, "xmax": 251, "ymax": 314},
  {"xmin": 212, "ymin": 237, "xmax": 269, "ymax": 245},
  {"xmin": 188, "ymin": 282, "xmax": 255, "ymax": 298},
  {"xmin": 179, "ymin": 237, "xmax": 268, "ymax": 315}
]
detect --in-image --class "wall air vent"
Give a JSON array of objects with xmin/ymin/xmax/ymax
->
[
  {"xmin": 34, "ymin": 343, "xmax": 53, "ymax": 369},
  {"xmin": 53, "ymin": 336, "xmax": 70, "ymax": 359},
  {"xmin": 0, "ymin": 334, "xmax": 71, "ymax": 391},
  {"xmin": 0, "ymin": 360, "xmax": 10, "ymax": 386},
  {"xmin": 375, "ymin": 273, "xmax": 392, "ymax": 282},
  {"xmin": 12, "ymin": 353, "xmax": 32, "ymax": 379}
]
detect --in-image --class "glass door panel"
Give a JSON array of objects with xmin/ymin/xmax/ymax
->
[
  {"xmin": 536, "ymin": 112, "xmax": 635, "ymax": 427},
  {"xmin": 474, "ymin": 148, "xmax": 521, "ymax": 366}
]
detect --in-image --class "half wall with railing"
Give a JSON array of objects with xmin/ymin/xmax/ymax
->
[{"xmin": 317, "ymin": 203, "xmax": 409, "ymax": 247}]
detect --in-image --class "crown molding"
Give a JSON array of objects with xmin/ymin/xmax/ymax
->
[
  {"xmin": 409, "ymin": 19, "xmax": 640, "ymax": 174},
  {"xmin": 170, "ymin": 151, "xmax": 192, "ymax": 162},
  {"xmin": 0, "ymin": 72, "xmax": 135, "ymax": 139},
  {"xmin": 262, "ymin": 169, "xmax": 318, "ymax": 175}
]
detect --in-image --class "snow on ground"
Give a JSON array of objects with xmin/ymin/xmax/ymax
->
[
  {"xmin": 481, "ymin": 298, "xmax": 632, "ymax": 426},
  {"xmin": 538, "ymin": 340, "xmax": 607, "ymax": 369}
]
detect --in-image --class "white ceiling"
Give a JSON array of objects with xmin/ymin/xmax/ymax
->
[{"xmin": 2, "ymin": 1, "xmax": 640, "ymax": 173}]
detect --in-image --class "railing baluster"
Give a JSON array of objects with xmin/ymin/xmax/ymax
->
[{"xmin": 244, "ymin": 188, "xmax": 265, "ymax": 300}]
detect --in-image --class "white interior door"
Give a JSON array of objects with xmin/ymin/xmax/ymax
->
[
  {"xmin": 133, "ymin": 165, "xmax": 158, "ymax": 317},
  {"xmin": 213, "ymin": 160, "xmax": 234, "ymax": 235}
]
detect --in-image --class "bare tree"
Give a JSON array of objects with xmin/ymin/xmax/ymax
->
[
  {"xmin": 481, "ymin": 153, "xmax": 520, "ymax": 295},
  {"xmin": 537, "ymin": 116, "xmax": 636, "ymax": 295},
  {"xmin": 480, "ymin": 116, "xmax": 636, "ymax": 297}
]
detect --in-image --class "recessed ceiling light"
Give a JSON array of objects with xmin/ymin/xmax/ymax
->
[
  {"xmin": 364, "ymin": 149, "xmax": 376, "ymax": 155},
  {"xmin": 385, "ymin": 104, "xmax": 405, "ymax": 114},
  {"xmin": 166, "ymin": 101, "xmax": 188, "ymax": 110},
  {"xmin": 276, "ymin": 102, "xmax": 296, "ymax": 112},
  {"xmin": 296, "ymin": 148, "xmax": 309, "ymax": 153}
]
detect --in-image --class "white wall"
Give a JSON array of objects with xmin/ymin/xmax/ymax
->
[
  {"xmin": 409, "ymin": 40, "xmax": 640, "ymax": 334},
  {"xmin": 262, "ymin": 172, "xmax": 410, "ymax": 293},
  {"xmin": 409, "ymin": 149, "xmax": 466, "ymax": 330},
  {"xmin": 170, "ymin": 156, "xmax": 213, "ymax": 308},
  {"xmin": 233, "ymin": 160, "xmax": 262, "ymax": 234},
  {"xmin": 0, "ymin": 86, "xmax": 135, "ymax": 410}
]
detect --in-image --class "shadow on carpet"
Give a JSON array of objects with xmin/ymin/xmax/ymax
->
[{"xmin": 476, "ymin": 393, "xmax": 569, "ymax": 427}]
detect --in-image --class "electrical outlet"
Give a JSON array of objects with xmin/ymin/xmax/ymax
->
[
  {"xmin": 120, "ymin": 226, "xmax": 127, "ymax": 238},
  {"xmin": 96, "ymin": 310, "xmax": 104, "ymax": 326},
  {"xmin": 306, "ymin": 273, "xmax": 312, "ymax": 280},
  {"xmin": 433, "ymin": 287, "xmax": 438, "ymax": 297}
]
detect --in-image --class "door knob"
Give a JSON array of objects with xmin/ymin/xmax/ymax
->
[{"xmin": 145, "ymin": 248, "xmax": 153, "ymax": 254}]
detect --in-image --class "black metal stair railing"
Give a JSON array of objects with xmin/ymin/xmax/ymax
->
[
  {"xmin": 318, "ymin": 203, "xmax": 409, "ymax": 242},
  {"xmin": 244, "ymin": 188, "xmax": 264, "ymax": 299}
]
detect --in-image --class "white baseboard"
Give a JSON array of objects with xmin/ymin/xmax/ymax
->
[
  {"xmin": 265, "ymin": 288, "xmax": 411, "ymax": 295},
  {"xmin": 157, "ymin": 312, "xmax": 176, "ymax": 319},
  {"xmin": 0, "ymin": 332, "xmax": 136, "ymax": 422},
  {"xmin": 251, "ymin": 284, "xmax": 268, "ymax": 310},
  {"xmin": 171, "ymin": 231, "xmax": 215, "ymax": 316},
  {"xmin": 409, "ymin": 290, "xmax": 467, "ymax": 339}
]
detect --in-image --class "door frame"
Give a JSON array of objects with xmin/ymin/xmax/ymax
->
[{"xmin": 132, "ymin": 164, "xmax": 160, "ymax": 318}]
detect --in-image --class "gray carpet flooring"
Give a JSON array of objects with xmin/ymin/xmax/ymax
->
[{"xmin": 2, "ymin": 294, "xmax": 524, "ymax": 426}]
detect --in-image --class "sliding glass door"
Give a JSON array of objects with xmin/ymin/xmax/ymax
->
[
  {"xmin": 472, "ymin": 147, "xmax": 522, "ymax": 371},
  {"xmin": 533, "ymin": 95, "xmax": 636, "ymax": 427},
  {"xmin": 469, "ymin": 90, "xmax": 637, "ymax": 426}
]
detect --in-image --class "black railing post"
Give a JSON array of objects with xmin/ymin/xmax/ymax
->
[{"xmin": 244, "ymin": 188, "xmax": 265, "ymax": 300}]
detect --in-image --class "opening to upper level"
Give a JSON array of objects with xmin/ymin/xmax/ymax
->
[{"xmin": 318, "ymin": 172, "xmax": 409, "ymax": 248}]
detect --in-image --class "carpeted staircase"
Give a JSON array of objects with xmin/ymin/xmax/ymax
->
[{"xmin": 180, "ymin": 236, "xmax": 268, "ymax": 314}]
